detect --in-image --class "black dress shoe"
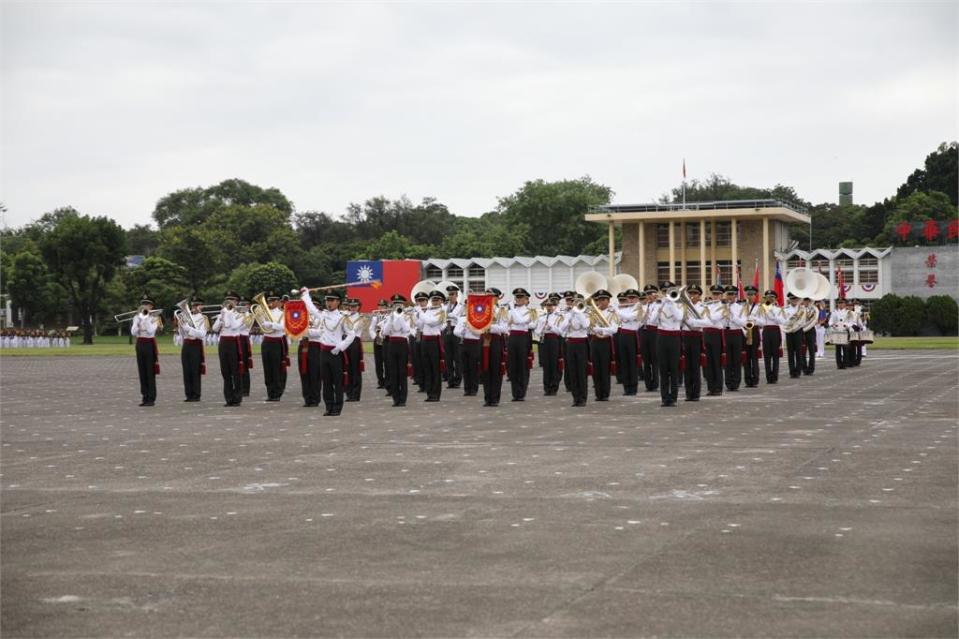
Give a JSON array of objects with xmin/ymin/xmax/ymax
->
[
  {"xmin": 425, "ymin": 397, "xmax": 439, "ymax": 402},
  {"xmin": 345, "ymin": 398, "xmax": 358, "ymax": 402},
  {"xmin": 511, "ymin": 397, "xmax": 524, "ymax": 402},
  {"xmin": 376, "ymin": 384, "xmax": 385, "ymax": 389},
  {"xmin": 684, "ymin": 397, "xmax": 699, "ymax": 402},
  {"xmin": 393, "ymin": 402, "xmax": 406, "ymax": 407},
  {"xmin": 573, "ymin": 401, "xmax": 586, "ymax": 407}
]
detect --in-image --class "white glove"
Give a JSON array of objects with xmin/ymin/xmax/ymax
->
[{"xmin": 331, "ymin": 347, "xmax": 341, "ymax": 356}]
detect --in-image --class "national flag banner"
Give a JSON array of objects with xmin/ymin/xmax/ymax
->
[
  {"xmin": 837, "ymin": 266, "xmax": 846, "ymax": 300},
  {"xmin": 284, "ymin": 300, "xmax": 309, "ymax": 338},
  {"xmin": 346, "ymin": 260, "xmax": 422, "ymax": 310},
  {"xmin": 751, "ymin": 260, "xmax": 761, "ymax": 302},
  {"xmin": 736, "ymin": 266, "xmax": 746, "ymax": 301},
  {"xmin": 714, "ymin": 263, "xmax": 722, "ymax": 286},
  {"xmin": 774, "ymin": 262, "xmax": 785, "ymax": 305},
  {"xmin": 466, "ymin": 293, "xmax": 495, "ymax": 332}
]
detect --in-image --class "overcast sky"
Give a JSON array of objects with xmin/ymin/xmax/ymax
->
[{"xmin": 2, "ymin": 2, "xmax": 956, "ymax": 229}]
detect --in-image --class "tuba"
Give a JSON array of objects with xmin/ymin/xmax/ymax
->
[
  {"xmin": 666, "ymin": 285, "xmax": 701, "ymax": 320},
  {"xmin": 175, "ymin": 298, "xmax": 197, "ymax": 331},
  {"xmin": 249, "ymin": 293, "xmax": 275, "ymax": 332}
]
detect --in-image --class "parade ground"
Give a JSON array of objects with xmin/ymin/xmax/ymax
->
[{"xmin": 1, "ymin": 351, "xmax": 957, "ymax": 638}]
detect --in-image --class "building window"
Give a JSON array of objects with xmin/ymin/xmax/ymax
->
[
  {"xmin": 468, "ymin": 280, "xmax": 486, "ymax": 293},
  {"xmin": 447, "ymin": 266, "xmax": 463, "ymax": 279},
  {"xmin": 786, "ymin": 258, "xmax": 804, "ymax": 269},
  {"xmin": 715, "ymin": 222, "xmax": 731, "ymax": 246},
  {"xmin": 656, "ymin": 262, "xmax": 682, "ymax": 284},
  {"xmin": 656, "ymin": 224, "xmax": 670, "ymax": 248},
  {"xmin": 425, "ymin": 266, "xmax": 443, "ymax": 280},
  {"xmin": 715, "ymin": 260, "xmax": 735, "ymax": 286},
  {"xmin": 858, "ymin": 270, "xmax": 878, "ymax": 284},
  {"xmin": 686, "ymin": 262, "xmax": 701, "ymax": 284},
  {"xmin": 685, "ymin": 224, "xmax": 700, "ymax": 248}
]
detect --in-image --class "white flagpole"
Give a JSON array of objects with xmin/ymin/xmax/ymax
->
[{"xmin": 681, "ymin": 158, "xmax": 687, "ymax": 210}]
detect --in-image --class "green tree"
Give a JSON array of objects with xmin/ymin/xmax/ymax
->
[
  {"xmin": 896, "ymin": 142, "xmax": 958, "ymax": 206},
  {"xmin": 880, "ymin": 191, "xmax": 958, "ymax": 243},
  {"xmin": 224, "ymin": 262, "xmax": 297, "ymax": 299},
  {"xmin": 152, "ymin": 178, "xmax": 293, "ymax": 228},
  {"xmin": 204, "ymin": 204, "xmax": 302, "ymax": 273},
  {"xmin": 294, "ymin": 211, "xmax": 357, "ymax": 249},
  {"xmin": 39, "ymin": 211, "xmax": 127, "ymax": 343},
  {"xmin": 436, "ymin": 214, "xmax": 528, "ymax": 258},
  {"xmin": 157, "ymin": 225, "xmax": 224, "ymax": 292},
  {"xmin": 363, "ymin": 230, "xmax": 433, "ymax": 260},
  {"xmin": 126, "ymin": 224, "xmax": 160, "ymax": 256},
  {"xmin": 924, "ymin": 295, "xmax": 958, "ymax": 335},
  {"xmin": 498, "ymin": 177, "xmax": 613, "ymax": 255},
  {"xmin": 125, "ymin": 256, "xmax": 190, "ymax": 317},
  {"xmin": 896, "ymin": 296, "xmax": 926, "ymax": 336},
  {"xmin": 6, "ymin": 246, "xmax": 60, "ymax": 327}
]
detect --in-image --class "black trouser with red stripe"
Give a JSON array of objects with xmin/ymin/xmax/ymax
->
[
  {"xmin": 218, "ymin": 336, "xmax": 243, "ymax": 405},
  {"xmin": 320, "ymin": 347, "xmax": 343, "ymax": 414},
  {"xmin": 801, "ymin": 329, "xmax": 817, "ymax": 375},
  {"xmin": 682, "ymin": 331, "xmax": 703, "ymax": 401},
  {"xmin": 461, "ymin": 338, "xmax": 481, "ymax": 396},
  {"xmin": 482, "ymin": 335, "xmax": 505, "ymax": 406},
  {"xmin": 725, "ymin": 330, "xmax": 744, "ymax": 390},
  {"xmin": 743, "ymin": 326, "xmax": 761, "ymax": 387},
  {"xmin": 181, "ymin": 338, "xmax": 203, "ymax": 400},
  {"xmin": 618, "ymin": 329, "xmax": 639, "ymax": 395},
  {"xmin": 785, "ymin": 330, "xmax": 803, "ymax": 377},
  {"xmin": 345, "ymin": 338, "xmax": 363, "ymax": 401},
  {"xmin": 305, "ymin": 342, "xmax": 323, "ymax": 406},
  {"xmin": 656, "ymin": 330, "xmax": 681, "ymax": 404},
  {"xmin": 703, "ymin": 329, "xmax": 724, "ymax": 395},
  {"xmin": 444, "ymin": 328, "xmax": 461, "ymax": 387},
  {"xmin": 566, "ymin": 338, "xmax": 589, "ymax": 405},
  {"xmin": 387, "ymin": 338, "xmax": 409, "ymax": 405},
  {"xmin": 762, "ymin": 326, "xmax": 781, "ymax": 383},
  {"xmin": 539, "ymin": 334, "xmax": 562, "ymax": 395},
  {"xmin": 641, "ymin": 328, "xmax": 659, "ymax": 391},
  {"xmin": 421, "ymin": 336, "xmax": 443, "ymax": 401},
  {"xmin": 590, "ymin": 337, "xmax": 612, "ymax": 401},
  {"xmin": 508, "ymin": 332, "xmax": 530, "ymax": 400},
  {"xmin": 261, "ymin": 337, "xmax": 286, "ymax": 400},
  {"xmin": 136, "ymin": 337, "xmax": 157, "ymax": 404}
]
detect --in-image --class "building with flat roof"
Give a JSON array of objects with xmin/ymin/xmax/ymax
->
[{"xmin": 585, "ymin": 199, "xmax": 810, "ymax": 290}]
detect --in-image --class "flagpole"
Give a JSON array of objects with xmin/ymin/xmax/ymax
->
[{"xmin": 681, "ymin": 158, "xmax": 687, "ymax": 210}]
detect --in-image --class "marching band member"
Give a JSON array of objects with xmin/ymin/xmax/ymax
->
[
  {"xmin": 701, "ymin": 285, "xmax": 726, "ymax": 395},
  {"xmin": 444, "ymin": 285, "xmax": 464, "ymax": 389},
  {"xmin": 682, "ymin": 284, "xmax": 711, "ymax": 402},
  {"xmin": 815, "ymin": 301, "xmax": 828, "ymax": 359},
  {"xmin": 588, "ymin": 289, "xmax": 618, "ymax": 402},
  {"xmin": 723, "ymin": 286, "xmax": 747, "ymax": 391},
  {"xmin": 782, "ymin": 293, "xmax": 804, "ymax": 379},
  {"xmin": 237, "ymin": 299, "xmax": 253, "ymax": 397},
  {"xmin": 533, "ymin": 295, "xmax": 564, "ymax": 396},
  {"xmin": 381, "ymin": 294, "xmax": 413, "ymax": 406},
  {"xmin": 802, "ymin": 297, "xmax": 819, "ymax": 375},
  {"xmin": 130, "ymin": 293, "xmax": 161, "ymax": 407},
  {"xmin": 759, "ymin": 290, "xmax": 785, "ymax": 384},
  {"xmin": 213, "ymin": 291, "xmax": 245, "ymax": 407},
  {"xmin": 301, "ymin": 289, "xmax": 352, "ymax": 416},
  {"xmin": 343, "ymin": 298, "xmax": 364, "ymax": 402},
  {"xmin": 848, "ymin": 299, "xmax": 864, "ymax": 367},
  {"xmin": 742, "ymin": 286, "xmax": 763, "ymax": 388},
  {"xmin": 370, "ymin": 299, "xmax": 389, "ymax": 390},
  {"xmin": 453, "ymin": 304, "xmax": 483, "ymax": 397},
  {"xmin": 259, "ymin": 292, "xmax": 288, "ymax": 402},
  {"xmin": 616, "ymin": 289, "xmax": 644, "ymax": 396},
  {"xmin": 481, "ymin": 288, "xmax": 509, "ymax": 407},
  {"xmin": 178, "ymin": 296, "xmax": 208, "ymax": 402},
  {"xmin": 655, "ymin": 283, "xmax": 683, "ymax": 407},
  {"xmin": 411, "ymin": 291, "xmax": 429, "ymax": 393},
  {"xmin": 613, "ymin": 292, "xmax": 628, "ymax": 388},
  {"xmin": 507, "ymin": 287, "xmax": 535, "ymax": 401},
  {"xmin": 561, "ymin": 290, "xmax": 577, "ymax": 394},
  {"xmin": 418, "ymin": 290, "xmax": 447, "ymax": 402},
  {"xmin": 640, "ymin": 285, "xmax": 661, "ymax": 392},
  {"xmin": 558, "ymin": 295, "xmax": 590, "ymax": 407},
  {"xmin": 830, "ymin": 299, "xmax": 852, "ymax": 370}
]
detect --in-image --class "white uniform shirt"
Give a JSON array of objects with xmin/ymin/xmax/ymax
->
[
  {"xmin": 302, "ymin": 294, "xmax": 353, "ymax": 353},
  {"xmin": 683, "ymin": 301, "xmax": 713, "ymax": 331},
  {"xmin": 656, "ymin": 298, "xmax": 683, "ymax": 332},
  {"xmin": 645, "ymin": 300, "xmax": 663, "ymax": 328},
  {"xmin": 507, "ymin": 306, "xmax": 535, "ymax": 332},
  {"xmin": 558, "ymin": 308, "xmax": 589, "ymax": 338},
  {"xmin": 213, "ymin": 308, "xmax": 245, "ymax": 337},
  {"xmin": 726, "ymin": 302, "xmax": 748, "ymax": 330},
  {"xmin": 418, "ymin": 306, "xmax": 446, "ymax": 337},
  {"xmin": 178, "ymin": 311, "xmax": 208, "ymax": 340},
  {"xmin": 261, "ymin": 307, "xmax": 286, "ymax": 338},
  {"xmin": 617, "ymin": 304, "xmax": 643, "ymax": 331},
  {"xmin": 589, "ymin": 307, "xmax": 618, "ymax": 338},
  {"xmin": 446, "ymin": 298, "xmax": 464, "ymax": 331},
  {"xmin": 453, "ymin": 315, "xmax": 482, "ymax": 340},
  {"xmin": 381, "ymin": 310, "xmax": 414, "ymax": 340},
  {"xmin": 533, "ymin": 310, "xmax": 564, "ymax": 340},
  {"xmin": 829, "ymin": 309, "xmax": 851, "ymax": 329},
  {"xmin": 131, "ymin": 313, "xmax": 160, "ymax": 338}
]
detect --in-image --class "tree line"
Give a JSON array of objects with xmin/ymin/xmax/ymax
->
[{"xmin": 1, "ymin": 142, "xmax": 955, "ymax": 343}]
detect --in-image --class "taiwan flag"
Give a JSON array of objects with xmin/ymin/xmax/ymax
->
[
  {"xmin": 773, "ymin": 262, "xmax": 784, "ymax": 305},
  {"xmin": 346, "ymin": 260, "xmax": 422, "ymax": 310}
]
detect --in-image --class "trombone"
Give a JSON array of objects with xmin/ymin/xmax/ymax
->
[{"xmin": 114, "ymin": 306, "xmax": 164, "ymax": 323}]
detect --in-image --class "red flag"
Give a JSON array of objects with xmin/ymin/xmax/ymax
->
[
  {"xmin": 466, "ymin": 294, "xmax": 495, "ymax": 332},
  {"xmin": 284, "ymin": 300, "xmax": 310, "ymax": 338},
  {"xmin": 736, "ymin": 265, "xmax": 746, "ymax": 301},
  {"xmin": 837, "ymin": 266, "xmax": 846, "ymax": 300},
  {"xmin": 774, "ymin": 262, "xmax": 785, "ymax": 305},
  {"xmin": 346, "ymin": 260, "xmax": 422, "ymax": 310}
]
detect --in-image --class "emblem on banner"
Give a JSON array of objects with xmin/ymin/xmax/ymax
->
[
  {"xmin": 466, "ymin": 294, "xmax": 495, "ymax": 332},
  {"xmin": 284, "ymin": 300, "xmax": 310, "ymax": 338}
]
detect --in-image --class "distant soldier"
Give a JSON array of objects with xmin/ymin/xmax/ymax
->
[{"xmin": 130, "ymin": 293, "xmax": 161, "ymax": 406}]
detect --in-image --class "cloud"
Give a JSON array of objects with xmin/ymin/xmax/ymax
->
[{"xmin": 1, "ymin": 2, "xmax": 955, "ymax": 229}]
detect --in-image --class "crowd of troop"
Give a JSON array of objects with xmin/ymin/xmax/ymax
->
[
  {"xmin": 126, "ymin": 282, "xmax": 870, "ymax": 413},
  {"xmin": 0, "ymin": 329, "xmax": 73, "ymax": 348}
]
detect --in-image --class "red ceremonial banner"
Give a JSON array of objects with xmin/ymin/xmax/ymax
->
[
  {"xmin": 467, "ymin": 294, "xmax": 495, "ymax": 332},
  {"xmin": 284, "ymin": 300, "xmax": 310, "ymax": 338}
]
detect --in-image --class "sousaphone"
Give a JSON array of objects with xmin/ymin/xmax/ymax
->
[
  {"xmin": 575, "ymin": 271, "xmax": 608, "ymax": 299},
  {"xmin": 785, "ymin": 269, "xmax": 831, "ymax": 301},
  {"xmin": 410, "ymin": 279, "xmax": 436, "ymax": 300},
  {"xmin": 608, "ymin": 273, "xmax": 639, "ymax": 299}
]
